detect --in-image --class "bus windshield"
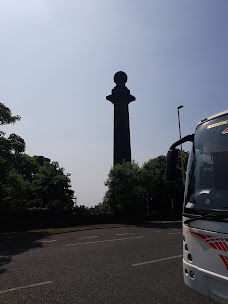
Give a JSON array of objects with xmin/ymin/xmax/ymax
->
[{"xmin": 185, "ymin": 114, "xmax": 228, "ymax": 214}]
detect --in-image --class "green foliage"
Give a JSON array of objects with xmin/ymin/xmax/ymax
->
[
  {"xmin": 104, "ymin": 150, "xmax": 189, "ymax": 219},
  {"xmin": 104, "ymin": 161, "xmax": 144, "ymax": 217},
  {"xmin": 0, "ymin": 102, "xmax": 74, "ymax": 213},
  {"xmin": 141, "ymin": 155, "xmax": 168, "ymax": 202},
  {"xmin": 0, "ymin": 153, "xmax": 74, "ymax": 211},
  {"xmin": 0, "ymin": 132, "xmax": 25, "ymax": 156},
  {"xmin": 94, "ymin": 202, "xmax": 112, "ymax": 214},
  {"xmin": 0, "ymin": 102, "xmax": 20, "ymax": 126},
  {"xmin": 30, "ymin": 157, "xmax": 74, "ymax": 209}
]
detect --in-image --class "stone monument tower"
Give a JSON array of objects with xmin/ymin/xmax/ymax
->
[{"xmin": 106, "ymin": 71, "xmax": 135, "ymax": 165}]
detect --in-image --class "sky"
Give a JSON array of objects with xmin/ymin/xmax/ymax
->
[{"xmin": 0, "ymin": 0, "xmax": 227, "ymax": 207}]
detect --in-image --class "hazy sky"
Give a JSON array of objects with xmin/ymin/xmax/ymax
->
[{"xmin": 1, "ymin": 0, "xmax": 227, "ymax": 206}]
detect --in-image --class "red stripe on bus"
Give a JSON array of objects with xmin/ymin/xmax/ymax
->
[{"xmin": 220, "ymin": 255, "xmax": 228, "ymax": 270}]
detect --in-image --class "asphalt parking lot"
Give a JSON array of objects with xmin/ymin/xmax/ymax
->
[{"xmin": 0, "ymin": 224, "xmax": 212, "ymax": 304}]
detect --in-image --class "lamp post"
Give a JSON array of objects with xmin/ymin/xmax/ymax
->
[
  {"xmin": 177, "ymin": 105, "xmax": 185, "ymax": 184},
  {"xmin": 73, "ymin": 196, "xmax": 77, "ymax": 207}
]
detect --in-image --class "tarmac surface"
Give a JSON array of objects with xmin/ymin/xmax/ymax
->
[{"xmin": 0, "ymin": 223, "xmax": 213, "ymax": 304}]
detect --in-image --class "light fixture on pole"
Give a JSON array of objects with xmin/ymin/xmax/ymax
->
[{"xmin": 177, "ymin": 105, "xmax": 185, "ymax": 184}]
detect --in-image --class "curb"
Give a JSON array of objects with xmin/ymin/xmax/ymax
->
[
  {"xmin": 0, "ymin": 221, "xmax": 182, "ymax": 241},
  {"xmin": 0, "ymin": 224, "xmax": 133, "ymax": 241}
]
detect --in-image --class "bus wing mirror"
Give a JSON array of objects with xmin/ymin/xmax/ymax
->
[{"xmin": 166, "ymin": 148, "xmax": 178, "ymax": 181}]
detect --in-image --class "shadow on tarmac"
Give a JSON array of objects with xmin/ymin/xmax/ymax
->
[{"xmin": 0, "ymin": 233, "xmax": 45, "ymax": 275}]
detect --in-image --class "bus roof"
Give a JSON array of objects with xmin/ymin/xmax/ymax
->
[{"xmin": 198, "ymin": 109, "xmax": 228, "ymax": 126}]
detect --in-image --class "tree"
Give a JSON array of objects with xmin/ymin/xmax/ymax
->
[
  {"xmin": 0, "ymin": 102, "xmax": 75, "ymax": 212},
  {"xmin": 0, "ymin": 103, "xmax": 26, "ymax": 211},
  {"xmin": 141, "ymin": 155, "xmax": 169, "ymax": 214},
  {"xmin": 0, "ymin": 102, "xmax": 20, "ymax": 126},
  {"xmin": 3, "ymin": 169, "xmax": 28, "ymax": 210},
  {"xmin": 28, "ymin": 157, "xmax": 74, "ymax": 210},
  {"xmin": 0, "ymin": 103, "xmax": 25, "ymax": 157},
  {"xmin": 104, "ymin": 150, "xmax": 190, "ymax": 221},
  {"xmin": 0, "ymin": 102, "xmax": 25, "ymax": 164},
  {"xmin": 104, "ymin": 161, "xmax": 144, "ymax": 218}
]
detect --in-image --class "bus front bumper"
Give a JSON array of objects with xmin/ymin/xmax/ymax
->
[{"xmin": 183, "ymin": 259, "xmax": 228, "ymax": 304}]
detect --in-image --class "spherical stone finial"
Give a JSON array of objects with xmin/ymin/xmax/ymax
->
[{"xmin": 114, "ymin": 71, "xmax": 128, "ymax": 85}]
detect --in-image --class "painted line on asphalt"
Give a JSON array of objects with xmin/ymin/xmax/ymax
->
[
  {"xmin": 79, "ymin": 236, "xmax": 99, "ymax": 239},
  {"xmin": 168, "ymin": 232, "xmax": 182, "ymax": 235},
  {"xmin": 155, "ymin": 230, "xmax": 161, "ymax": 232},
  {"xmin": 65, "ymin": 236, "xmax": 144, "ymax": 246},
  {"xmin": 116, "ymin": 233, "xmax": 134, "ymax": 236},
  {"xmin": 132, "ymin": 255, "xmax": 182, "ymax": 266},
  {"xmin": 0, "ymin": 281, "xmax": 54, "ymax": 294}
]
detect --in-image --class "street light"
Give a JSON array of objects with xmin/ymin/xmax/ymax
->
[
  {"xmin": 177, "ymin": 105, "xmax": 185, "ymax": 184},
  {"xmin": 73, "ymin": 196, "xmax": 77, "ymax": 207}
]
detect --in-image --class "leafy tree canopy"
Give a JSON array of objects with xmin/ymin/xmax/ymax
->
[
  {"xmin": 104, "ymin": 150, "xmax": 189, "ymax": 219},
  {"xmin": 104, "ymin": 161, "xmax": 145, "ymax": 217},
  {"xmin": 0, "ymin": 102, "xmax": 74, "ymax": 212},
  {"xmin": 0, "ymin": 102, "xmax": 20, "ymax": 126}
]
